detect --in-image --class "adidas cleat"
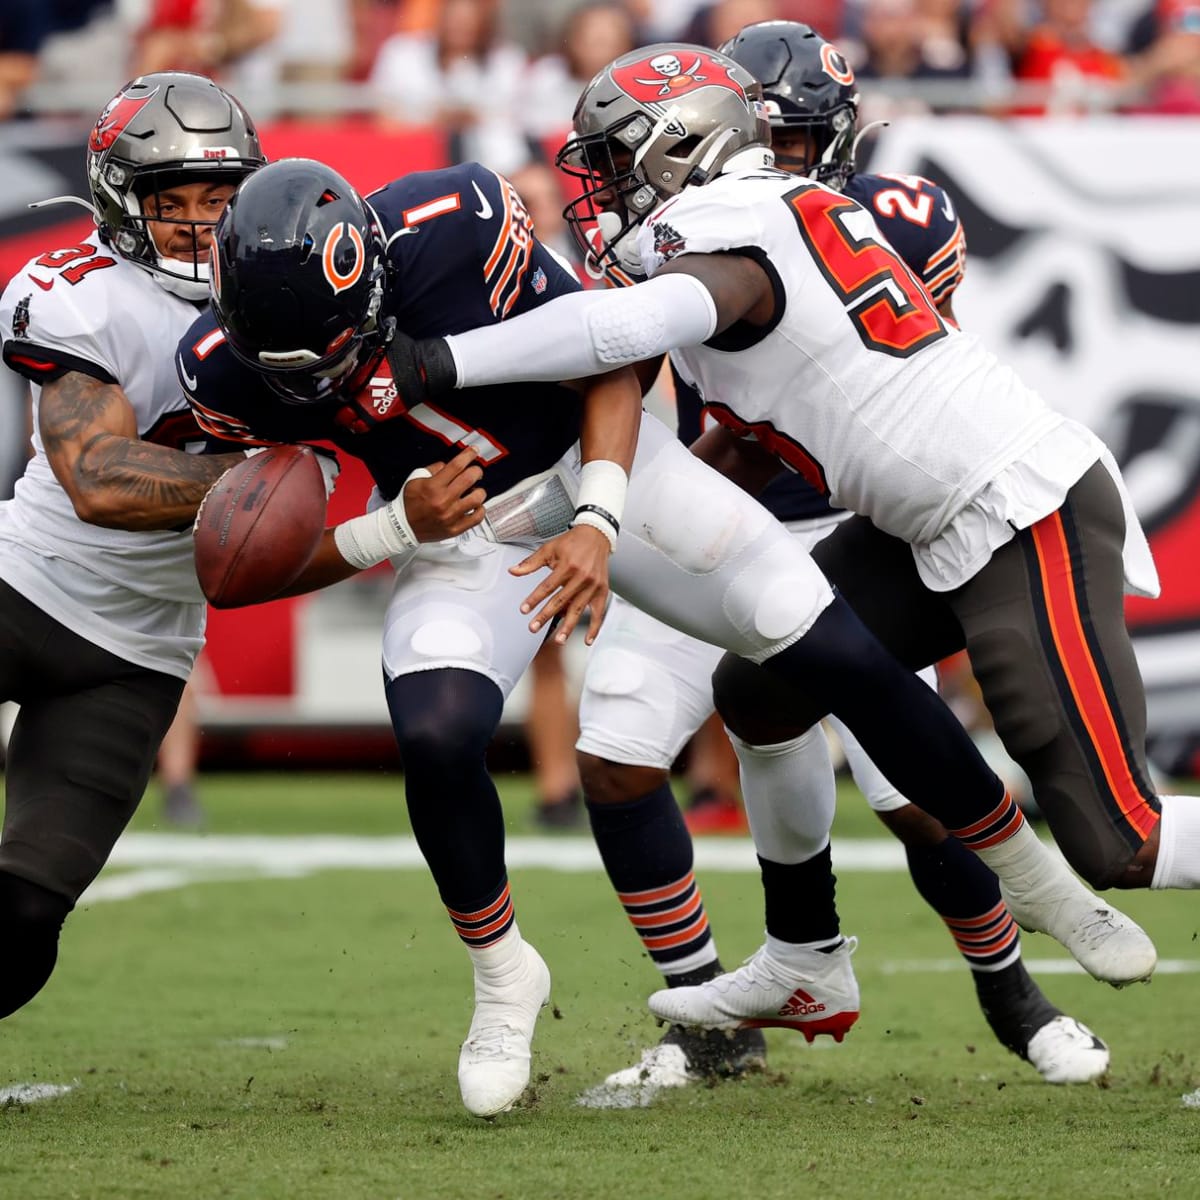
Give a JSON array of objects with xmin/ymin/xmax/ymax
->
[
  {"xmin": 648, "ymin": 938, "xmax": 860, "ymax": 1043},
  {"xmin": 458, "ymin": 940, "xmax": 551, "ymax": 1118}
]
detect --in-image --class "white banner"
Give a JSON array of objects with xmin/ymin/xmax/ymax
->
[{"xmin": 868, "ymin": 117, "xmax": 1200, "ymax": 752}]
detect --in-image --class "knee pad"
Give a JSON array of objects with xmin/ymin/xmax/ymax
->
[
  {"xmin": 712, "ymin": 653, "xmax": 817, "ymax": 744},
  {"xmin": 0, "ymin": 871, "xmax": 72, "ymax": 1019},
  {"xmin": 386, "ymin": 668, "xmax": 503, "ymax": 770}
]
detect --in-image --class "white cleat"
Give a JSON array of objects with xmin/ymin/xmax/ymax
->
[
  {"xmin": 578, "ymin": 1024, "xmax": 767, "ymax": 1109},
  {"xmin": 1025, "ymin": 1016, "xmax": 1110, "ymax": 1084},
  {"xmin": 648, "ymin": 938, "xmax": 860, "ymax": 1043},
  {"xmin": 457, "ymin": 941, "xmax": 551, "ymax": 1118},
  {"xmin": 1000, "ymin": 877, "xmax": 1157, "ymax": 987}
]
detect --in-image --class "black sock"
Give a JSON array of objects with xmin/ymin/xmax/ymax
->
[{"xmin": 759, "ymin": 843, "xmax": 839, "ymax": 945}]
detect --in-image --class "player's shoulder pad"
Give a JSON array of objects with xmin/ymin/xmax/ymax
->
[
  {"xmin": 636, "ymin": 174, "xmax": 769, "ymax": 276},
  {"xmin": 176, "ymin": 309, "xmax": 270, "ymax": 446},
  {"xmin": 0, "ymin": 245, "xmax": 122, "ymax": 384},
  {"xmin": 369, "ymin": 162, "xmax": 501, "ymax": 246}
]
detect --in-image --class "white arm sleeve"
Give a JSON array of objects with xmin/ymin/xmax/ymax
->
[{"xmin": 445, "ymin": 272, "xmax": 718, "ymax": 388}]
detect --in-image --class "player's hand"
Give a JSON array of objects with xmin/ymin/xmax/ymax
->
[
  {"xmin": 385, "ymin": 327, "xmax": 458, "ymax": 404},
  {"xmin": 511, "ymin": 524, "xmax": 612, "ymax": 644},
  {"xmin": 310, "ymin": 446, "xmax": 340, "ymax": 497},
  {"xmin": 399, "ymin": 445, "xmax": 486, "ymax": 541}
]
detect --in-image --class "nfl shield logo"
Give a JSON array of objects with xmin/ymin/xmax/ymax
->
[{"xmin": 532, "ymin": 267, "xmax": 547, "ymax": 294}]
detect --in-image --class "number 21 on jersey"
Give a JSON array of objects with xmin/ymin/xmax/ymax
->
[{"xmin": 784, "ymin": 182, "xmax": 948, "ymax": 359}]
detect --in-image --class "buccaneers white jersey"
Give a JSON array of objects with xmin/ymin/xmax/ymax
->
[
  {"xmin": 0, "ymin": 233, "xmax": 211, "ymax": 679},
  {"xmin": 636, "ymin": 170, "xmax": 1111, "ymax": 590}
]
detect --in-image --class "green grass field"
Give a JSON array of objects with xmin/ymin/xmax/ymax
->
[{"xmin": 2, "ymin": 772, "xmax": 1198, "ymax": 1200}]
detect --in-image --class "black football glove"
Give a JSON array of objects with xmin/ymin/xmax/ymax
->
[
  {"xmin": 334, "ymin": 331, "xmax": 458, "ymax": 435},
  {"xmin": 385, "ymin": 328, "xmax": 457, "ymax": 406}
]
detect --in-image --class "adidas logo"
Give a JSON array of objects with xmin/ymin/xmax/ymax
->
[{"xmin": 778, "ymin": 987, "xmax": 826, "ymax": 1018}]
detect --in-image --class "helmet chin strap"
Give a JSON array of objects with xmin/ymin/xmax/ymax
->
[{"xmin": 151, "ymin": 257, "xmax": 211, "ymax": 302}]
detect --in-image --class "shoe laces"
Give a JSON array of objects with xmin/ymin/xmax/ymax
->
[
  {"xmin": 715, "ymin": 946, "xmax": 787, "ymax": 994},
  {"xmin": 463, "ymin": 1020, "xmax": 528, "ymax": 1062}
]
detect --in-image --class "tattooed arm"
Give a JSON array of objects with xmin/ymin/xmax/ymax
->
[{"xmin": 40, "ymin": 371, "xmax": 244, "ymax": 531}]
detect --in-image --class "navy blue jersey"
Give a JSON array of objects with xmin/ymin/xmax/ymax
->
[
  {"xmin": 675, "ymin": 171, "xmax": 967, "ymax": 523},
  {"xmin": 179, "ymin": 162, "xmax": 585, "ymax": 502}
]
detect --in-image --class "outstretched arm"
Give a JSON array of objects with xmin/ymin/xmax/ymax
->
[
  {"xmin": 385, "ymin": 253, "xmax": 777, "ymax": 397},
  {"xmin": 40, "ymin": 371, "xmax": 244, "ymax": 530}
]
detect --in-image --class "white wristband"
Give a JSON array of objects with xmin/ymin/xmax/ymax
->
[
  {"xmin": 334, "ymin": 467, "xmax": 431, "ymax": 570},
  {"xmin": 571, "ymin": 458, "xmax": 628, "ymax": 552}
]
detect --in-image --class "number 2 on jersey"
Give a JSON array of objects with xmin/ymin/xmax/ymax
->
[{"xmin": 784, "ymin": 183, "xmax": 947, "ymax": 359}]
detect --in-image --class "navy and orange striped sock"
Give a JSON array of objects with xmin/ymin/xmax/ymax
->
[
  {"xmin": 905, "ymin": 837, "xmax": 1021, "ymax": 972},
  {"xmin": 446, "ymin": 877, "xmax": 515, "ymax": 949},
  {"xmin": 948, "ymin": 791, "xmax": 1026, "ymax": 855},
  {"xmin": 587, "ymin": 783, "xmax": 719, "ymax": 978}
]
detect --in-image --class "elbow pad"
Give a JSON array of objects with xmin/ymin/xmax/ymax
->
[
  {"xmin": 448, "ymin": 271, "xmax": 718, "ymax": 388},
  {"xmin": 585, "ymin": 273, "xmax": 718, "ymax": 367}
]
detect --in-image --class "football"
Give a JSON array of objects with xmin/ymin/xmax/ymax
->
[{"xmin": 194, "ymin": 445, "xmax": 327, "ymax": 608}]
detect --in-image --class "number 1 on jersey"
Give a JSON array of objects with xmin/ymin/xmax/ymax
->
[{"xmin": 784, "ymin": 183, "xmax": 948, "ymax": 359}]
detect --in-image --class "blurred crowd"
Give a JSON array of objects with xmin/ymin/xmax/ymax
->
[{"xmin": 2, "ymin": 0, "xmax": 1199, "ymax": 142}]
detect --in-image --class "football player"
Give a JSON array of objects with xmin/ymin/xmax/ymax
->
[
  {"xmin": 578, "ymin": 22, "xmax": 1109, "ymax": 1093},
  {"xmin": 178, "ymin": 154, "xmax": 1139, "ymax": 1117},
  {"xmin": 381, "ymin": 41, "xmax": 1179, "ymax": 1031},
  {"xmin": 0, "ymin": 73, "xmax": 265, "ymax": 1023}
]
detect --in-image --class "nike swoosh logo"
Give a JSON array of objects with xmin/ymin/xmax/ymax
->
[
  {"xmin": 941, "ymin": 193, "xmax": 956, "ymax": 221},
  {"xmin": 178, "ymin": 354, "xmax": 198, "ymax": 392},
  {"xmin": 471, "ymin": 181, "xmax": 493, "ymax": 221},
  {"xmin": 30, "ymin": 276, "xmax": 52, "ymax": 291}
]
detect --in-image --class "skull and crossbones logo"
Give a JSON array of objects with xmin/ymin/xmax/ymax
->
[{"xmin": 636, "ymin": 53, "xmax": 707, "ymax": 96}]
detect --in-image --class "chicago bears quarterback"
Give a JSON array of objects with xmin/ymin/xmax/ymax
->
[
  {"xmin": 0, "ymin": 73, "xmax": 265, "ymax": 1024},
  {"xmin": 579, "ymin": 22, "xmax": 1109, "ymax": 1096},
  {"xmin": 176, "ymin": 152, "xmax": 1119, "ymax": 1118},
  {"xmin": 381, "ymin": 42, "xmax": 1168, "ymax": 1025}
]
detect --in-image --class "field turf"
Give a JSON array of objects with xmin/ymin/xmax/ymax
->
[{"xmin": 1, "ymin": 772, "xmax": 1198, "ymax": 1199}]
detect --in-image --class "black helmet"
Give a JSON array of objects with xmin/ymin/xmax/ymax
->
[
  {"xmin": 210, "ymin": 159, "xmax": 388, "ymax": 404},
  {"xmin": 719, "ymin": 22, "xmax": 859, "ymax": 190},
  {"xmin": 87, "ymin": 72, "xmax": 264, "ymax": 300}
]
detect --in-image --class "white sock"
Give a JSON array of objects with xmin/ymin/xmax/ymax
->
[
  {"xmin": 1151, "ymin": 794, "xmax": 1200, "ymax": 889},
  {"xmin": 466, "ymin": 924, "xmax": 523, "ymax": 977},
  {"xmin": 969, "ymin": 815, "xmax": 1070, "ymax": 892},
  {"xmin": 729, "ymin": 727, "xmax": 836, "ymax": 865},
  {"xmin": 765, "ymin": 932, "xmax": 842, "ymax": 968}
]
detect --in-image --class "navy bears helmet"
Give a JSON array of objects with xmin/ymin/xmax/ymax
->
[
  {"xmin": 720, "ymin": 21, "xmax": 860, "ymax": 189},
  {"xmin": 210, "ymin": 158, "xmax": 388, "ymax": 404}
]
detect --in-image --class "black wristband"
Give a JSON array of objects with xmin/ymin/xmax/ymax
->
[
  {"xmin": 572, "ymin": 503, "xmax": 620, "ymax": 537},
  {"xmin": 417, "ymin": 336, "xmax": 457, "ymax": 397}
]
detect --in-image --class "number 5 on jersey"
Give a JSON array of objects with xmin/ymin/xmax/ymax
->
[{"xmin": 785, "ymin": 182, "xmax": 948, "ymax": 358}]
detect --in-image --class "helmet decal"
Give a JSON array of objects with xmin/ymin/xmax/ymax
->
[
  {"xmin": 89, "ymin": 86, "xmax": 158, "ymax": 154},
  {"xmin": 820, "ymin": 43, "xmax": 855, "ymax": 87},
  {"xmin": 321, "ymin": 222, "xmax": 365, "ymax": 295},
  {"xmin": 612, "ymin": 50, "xmax": 746, "ymax": 105},
  {"xmin": 209, "ymin": 242, "xmax": 221, "ymax": 297}
]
